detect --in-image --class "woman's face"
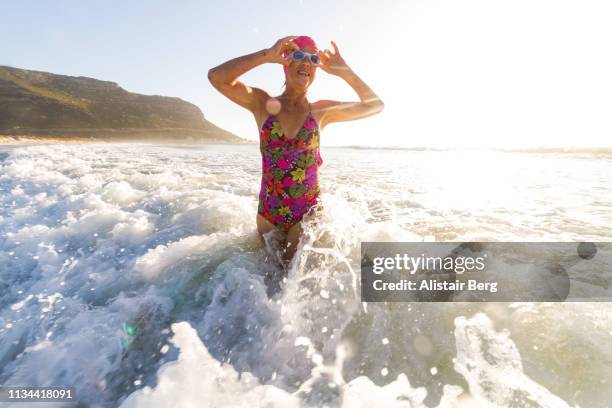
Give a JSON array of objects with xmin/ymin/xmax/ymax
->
[{"xmin": 285, "ymin": 46, "xmax": 318, "ymax": 91}]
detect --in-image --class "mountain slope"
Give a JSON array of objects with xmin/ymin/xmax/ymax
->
[{"xmin": 0, "ymin": 66, "xmax": 242, "ymax": 142}]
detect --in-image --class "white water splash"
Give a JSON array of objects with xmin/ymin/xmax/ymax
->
[{"xmin": 1, "ymin": 144, "xmax": 610, "ymax": 407}]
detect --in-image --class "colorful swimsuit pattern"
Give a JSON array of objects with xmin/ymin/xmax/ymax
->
[{"xmin": 258, "ymin": 110, "xmax": 323, "ymax": 233}]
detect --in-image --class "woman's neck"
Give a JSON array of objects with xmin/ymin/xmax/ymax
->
[{"xmin": 279, "ymin": 88, "xmax": 308, "ymax": 110}]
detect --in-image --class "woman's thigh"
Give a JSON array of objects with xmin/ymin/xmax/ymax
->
[
  {"xmin": 284, "ymin": 221, "xmax": 304, "ymax": 258},
  {"xmin": 284, "ymin": 205, "xmax": 324, "ymax": 257},
  {"xmin": 257, "ymin": 214, "xmax": 285, "ymax": 247},
  {"xmin": 256, "ymin": 213, "xmax": 277, "ymax": 236}
]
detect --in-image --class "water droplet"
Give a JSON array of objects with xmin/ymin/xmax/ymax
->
[{"xmin": 266, "ymin": 98, "xmax": 282, "ymax": 115}]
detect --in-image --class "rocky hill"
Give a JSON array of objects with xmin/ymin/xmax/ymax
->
[{"xmin": 0, "ymin": 66, "xmax": 243, "ymax": 142}]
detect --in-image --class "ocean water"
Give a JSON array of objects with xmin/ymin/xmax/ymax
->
[{"xmin": 0, "ymin": 143, "xmax": 611, "ymax": 407}]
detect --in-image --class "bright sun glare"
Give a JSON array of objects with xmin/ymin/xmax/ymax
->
[{"xmin": 301, "ymin": 0, "xmax": 612, "ymax": 149}]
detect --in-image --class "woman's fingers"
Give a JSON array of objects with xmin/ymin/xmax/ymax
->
[
  {"xmin": 280, "ymin": 37, "xmax": 298, "ymax": 49},
  {"xmin": 331, "ymin": 41, "xmax": 340, "ymax": 55},
  {"xmin": 280, "ymin": 41, "xmax": 299, "ymax": 55},
  {"xmin": 279, "ymin": 41, "xmax": 297, "ymax": 64},
  {"xmin": 279, "ymin": 35, "xmax": 298, "ymax": 44},
  {"xmin": 273, "ymin": 36, "xmax": 297, "ymax": 53},
  {"xmin": 285, "ymin": 42, "xmax": 300, "ymax": 52}
]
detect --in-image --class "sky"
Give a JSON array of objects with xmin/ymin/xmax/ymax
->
[{"xmin": 1, "ymin": 0, "xmax": 611, "ymax": 148}]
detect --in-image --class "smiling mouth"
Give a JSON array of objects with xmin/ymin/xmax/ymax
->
[{"xmin": 297, "ymin": 69, "xmax": 310, "ymax": 77}]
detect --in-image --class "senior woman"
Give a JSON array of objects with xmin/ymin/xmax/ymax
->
[{"xmin": 208, "ymin": 35, "xmax": 384, "ymax": 268}]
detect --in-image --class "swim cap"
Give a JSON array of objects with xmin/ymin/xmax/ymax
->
[{"xmin": 283, "ymin": 36, "xmax": 318, "ymax": 76}]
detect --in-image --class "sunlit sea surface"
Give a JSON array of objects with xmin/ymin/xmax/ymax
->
[{"xmin": 1, "ymin": 143, "xmax": 611, "ymax": 407}]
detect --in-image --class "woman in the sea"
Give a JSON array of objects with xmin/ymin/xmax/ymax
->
[{"xmin": 208, "ymin": 35, "xmax": 384, "ymax": 268}]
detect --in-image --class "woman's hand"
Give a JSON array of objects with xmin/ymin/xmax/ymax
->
[
  {"xmin": 318, "ymin": 41, "xmax": 351, "ymax": 77},
  {"xmin": 265, "ymin": 36, "xmax": 300, "ymax": 65}
]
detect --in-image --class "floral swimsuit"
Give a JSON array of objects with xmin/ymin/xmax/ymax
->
[{"xmin": 258, "ymin": 106, "xmax": 323, "ymax": 233}]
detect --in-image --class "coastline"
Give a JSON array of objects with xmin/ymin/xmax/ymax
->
[{"xmin": 0, "ymin": 134, "xmax": 256, "ymax": 145}]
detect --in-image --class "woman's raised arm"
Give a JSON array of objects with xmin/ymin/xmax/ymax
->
[
  {"xmin": 316, "ymin": 41, "xmax": 384, "ymax": 128},
  {"xmin": 208, "ymin": 36, "xmax": 299, "ymax": 113}
]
